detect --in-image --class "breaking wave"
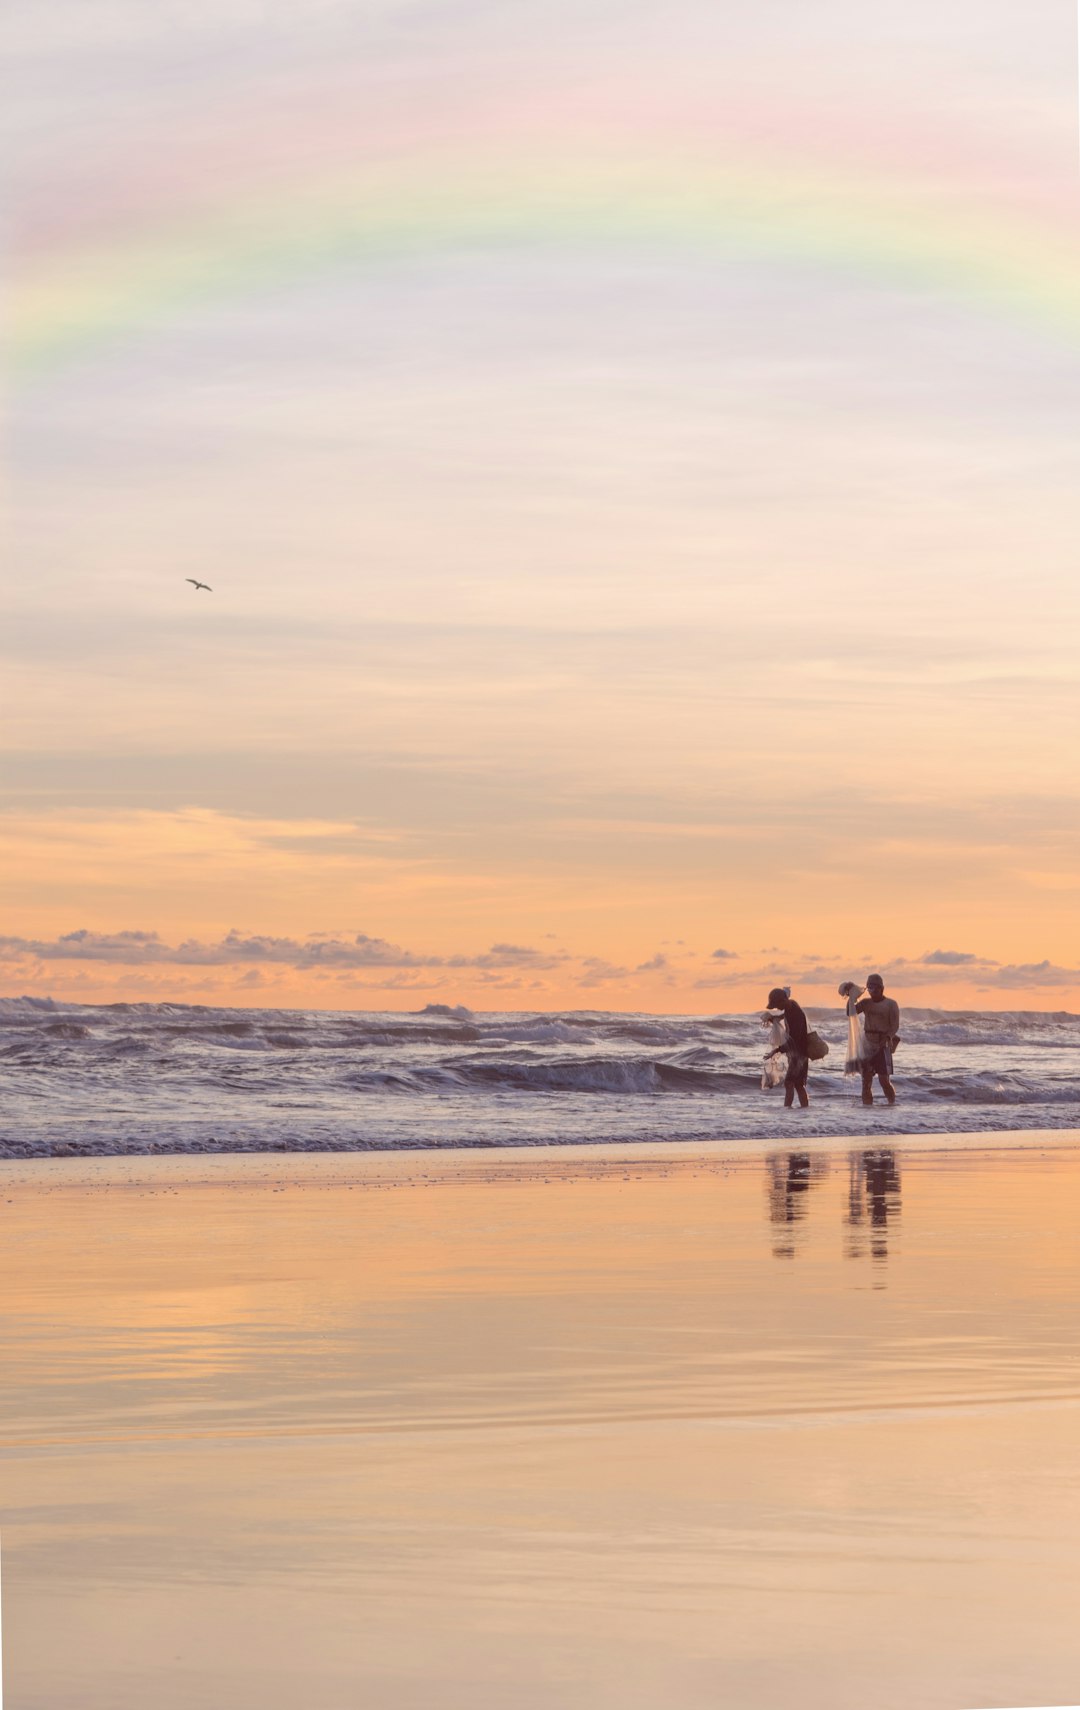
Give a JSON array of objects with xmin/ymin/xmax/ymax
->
[{"xmin": 1, "ymin": 998, "xmax": 1078, "ymax": 1156}]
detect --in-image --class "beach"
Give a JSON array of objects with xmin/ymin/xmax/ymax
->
[{"xmin": 2, "ymin": 1133, "xmax": 1080, "ymax": 1708}]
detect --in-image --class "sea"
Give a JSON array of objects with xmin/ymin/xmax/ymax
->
[{"xmin": 2, "ymin": 996, "xmax": 1078, "ymax": 1157}]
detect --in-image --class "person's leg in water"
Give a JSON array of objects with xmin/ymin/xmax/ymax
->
[
  {"xmin": 861, "ymin": 1061, "xmax": 876, "ymax": 1106},
  {"xmin": 874, "ymin": 1039, "xmax": 895, "ymax": 1108},
  {"xmin": 785, "ymin": 1056, "xmax": 810, "ymax": 1109}
]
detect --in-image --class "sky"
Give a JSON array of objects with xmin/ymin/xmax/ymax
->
[{"xmin": 5, "ymin": 0, "xmax": 1080, "ymax": 1012}]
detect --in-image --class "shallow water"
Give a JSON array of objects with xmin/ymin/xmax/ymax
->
[{"xmin": 1, "ymin": 1137, "xmax": 1079, "ymax": 1708}]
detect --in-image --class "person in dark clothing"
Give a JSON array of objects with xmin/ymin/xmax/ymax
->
[
  {"xmin": 855, "ymin": 973, "xmax": 900, "ymax": 1106},
  {"xmin": 766, "ymin": 987, "xmax": 810, "ymax": 1109}
]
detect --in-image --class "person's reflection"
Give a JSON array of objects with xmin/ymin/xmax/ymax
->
[
  {"xmin": 844, "ymin": 1148, "xmax": 901, "ymax": 1268},
  {"xmin": 767, "ymin": 1152, "xmax": 825, "ymax": 1258}
]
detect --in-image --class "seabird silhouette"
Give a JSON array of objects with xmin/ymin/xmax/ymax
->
[{"xmin": 185, "ymin": 579, "xmax": 213, "ymax": 592}]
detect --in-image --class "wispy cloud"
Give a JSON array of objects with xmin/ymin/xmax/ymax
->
[
  {"xmin": 0, "ymin": 928, "xmax": 563, "ymax": 972},
  {"xmin": 3, "ymin": 929, "xmax": 1079, "ymax": 1002},
  {"xmin": 919, "ymin": 948, "xmax": 984, "ymax": 967},
  {"xmin": 692, "ymin": 950, "xmax": 1080, "ymax": 996},
  {"xmin": 577, "ymin": 957, "xmax": 631, "ymax": 986},
  {"xmin": 983, "ymin": 960, "xmax": 1080, "ymax": 989}
]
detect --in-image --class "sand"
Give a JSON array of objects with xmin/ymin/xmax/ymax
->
[{"xmin": 2, "ymin": 1133, "xmax": 1079, "ymax": 1709}]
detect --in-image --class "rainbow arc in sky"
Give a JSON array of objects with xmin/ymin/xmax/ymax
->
[{"xmin": 13, "ymin": 145, "xmax": 1080, "ymax": 383}]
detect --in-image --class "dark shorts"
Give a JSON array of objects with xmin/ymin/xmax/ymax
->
[
  {"xmin": 785, "ymin": 1050, "xmax": 809, "ymax": 1088},
  {"xmin": 862, "ymin": 1041, "xmax": 893, "ymax": 1078}
]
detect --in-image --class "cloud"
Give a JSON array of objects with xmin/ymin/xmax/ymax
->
[
  {"xmin": 0, "ymin": 929, "xmax": 561, "ymax": 972},
  {"xmin": 919, "ymin": 948, "xmax": 982, "ymax": 966},
  {"xmin": 4, "ymin": 930, "xmax": 1079, "ymax": 1000},
  {"xmin": 694, "ymin": 957, "xmax": 846, "ymax": 990},
  {"xmin": 577, "ymin": 956, "xmax": 631, "ymax": 985},
  {"xmin": 981, "ymin": 960, "xmax": 1080, "ymax": 989},
  {"xmin": 447, "ymin": 942, "xmax": 561, "ymax": 970}
]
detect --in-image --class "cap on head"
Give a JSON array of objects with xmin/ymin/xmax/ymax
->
[
  {"xmin": 866, "ymin": 973, "xmax": 885, "ymax": 995},
  {"xmin": 766, "ymin": 987, "xmax": 789, "ymax": 1009}
]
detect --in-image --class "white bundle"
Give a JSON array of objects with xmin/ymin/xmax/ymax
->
[
  {"xmin": 760, "ymin": 1011, "xmax": 789, "ymax": 1090},
  {"xmin": 838, "ymin": 982, "xmax": 869, "ymax": 1079}
]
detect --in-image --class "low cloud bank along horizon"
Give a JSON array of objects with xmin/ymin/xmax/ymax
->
[{"xmin": 3, "ymin": 927, "xmax": 1078, "ymax": 1012}]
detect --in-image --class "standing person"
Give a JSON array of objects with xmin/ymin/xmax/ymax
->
[
  {"xmin": 855, "ymin": 974, "xmax": 900, "ymax": 1106},
  {"xmin": 766, "ymin": 987, "xmax": 810, "ymax": 1109}
]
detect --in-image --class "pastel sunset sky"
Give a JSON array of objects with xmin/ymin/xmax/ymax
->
[{"xmin": 5, "ymin": 0, "xmax": 1080, "ymax": 1011}]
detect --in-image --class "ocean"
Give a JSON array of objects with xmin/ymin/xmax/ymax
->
[{"xmin": 2, "ymin": 996, "xmax": 1078, "ymax": 1157}]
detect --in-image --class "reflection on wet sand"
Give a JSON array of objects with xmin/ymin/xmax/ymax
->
[
  {"xmin": 845, "ymin": 1149, "xmax": 902, "ymax": 1270},
  {"xmin": 765, "ymin": 1151, "xmax": 830, "ymax": 1258},
  {"xmin": 766, "ymin": 1150, "xmax": 902, "ymax": 1274}
]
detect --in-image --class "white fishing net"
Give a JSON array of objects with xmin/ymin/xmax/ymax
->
[
  {"xmin": 839, "ymin": 982, "xmax": 870, "ymax": 1083},
  {"xmin": 760, "ymin": 1011, "xmax": 789, "ymax": 1090}
]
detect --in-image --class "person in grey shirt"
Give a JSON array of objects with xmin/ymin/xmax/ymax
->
[{"xmin": 855, "ymin": 974, "xmax": 900, "ymax": 1106}]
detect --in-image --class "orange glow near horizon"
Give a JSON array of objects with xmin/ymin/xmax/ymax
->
[{"xmin": 3, "ymin": 808, "xmax": 1079, "ymax": 1013}]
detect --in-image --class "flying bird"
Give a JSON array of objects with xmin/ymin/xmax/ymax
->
[{"xmin": 185, "ymin": 579, "xmax": 213, "ymax": 592}]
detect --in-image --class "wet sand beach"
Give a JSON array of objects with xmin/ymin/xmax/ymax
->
[{"xmin": 2, "ymin": 1135, "xmax": 1079, "ymax": 1708}]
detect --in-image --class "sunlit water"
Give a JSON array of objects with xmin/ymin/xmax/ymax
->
[{"xmin": 1, "ymin": 1137, "xmax": 1079, "ymax": 1708}]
